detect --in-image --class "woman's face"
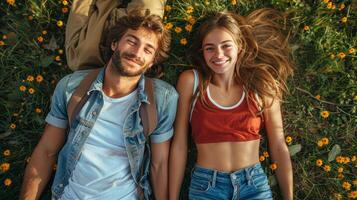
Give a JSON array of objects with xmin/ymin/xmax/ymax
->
[{"xmin": 202, "ymin": 28, "xmax": 239, "ymax": 75}]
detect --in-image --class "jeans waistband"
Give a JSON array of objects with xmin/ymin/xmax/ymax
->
[{"xmin": 192, "ymin": 163, "xmax": 263, "ymax": 187}]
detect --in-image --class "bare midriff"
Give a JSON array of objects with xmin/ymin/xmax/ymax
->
[{"xmin": 196, "ymin": 139, "xmax": 260, "ymax": 172}]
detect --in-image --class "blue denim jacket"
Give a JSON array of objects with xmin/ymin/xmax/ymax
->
[{"xmin": 45, "ymin": 67, "xmax": 178, "ymax": 199}]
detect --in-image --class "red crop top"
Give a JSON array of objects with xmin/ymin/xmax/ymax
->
[{"xmin": 190, "ymin": 87, "xmax": 263, "ymax": 144}]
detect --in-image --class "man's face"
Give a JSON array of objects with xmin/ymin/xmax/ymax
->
[{"xmin": 110, "ymin": 28, "xmax": 158, "ymax": 77}]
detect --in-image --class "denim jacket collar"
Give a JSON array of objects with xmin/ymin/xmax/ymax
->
[{"xmin": 87, "ymin": 67, "xmax": 149, "ymax": 104}]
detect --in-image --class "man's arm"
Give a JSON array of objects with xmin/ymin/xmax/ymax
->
[
  {"xmin": 20, "ymin": 124, "xmax": 66, "ymax": 200},
  {"xmin": 150, "ymin": 140, "xmax": 170, "ymax": 200}
]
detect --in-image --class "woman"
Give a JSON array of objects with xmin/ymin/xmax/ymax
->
[{"xmin": 169, "ymin": 8, "xmax": 294, "ymax": 200}]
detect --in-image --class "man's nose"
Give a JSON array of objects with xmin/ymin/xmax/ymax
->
[{"xmin": 130, "ymin": 45, "xmax": 144, "ymax": 58}]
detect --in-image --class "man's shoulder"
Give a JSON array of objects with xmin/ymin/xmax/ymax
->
[
  {"xmin": 152, "ymin": 78, "xmax": 178, "ymax": 100},
  {"xmin": 57, "ymin": 69, "xmax": 96, "ymax": 94}
]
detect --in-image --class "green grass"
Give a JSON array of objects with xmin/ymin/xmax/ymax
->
[{"xmin": 0, "ymin": 0, "xmax": 356, "ymax": 199}]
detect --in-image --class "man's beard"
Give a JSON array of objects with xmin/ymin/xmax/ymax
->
[{"xmin": 111, "ymin": 50, "xmax": 149, "ymax": 77}]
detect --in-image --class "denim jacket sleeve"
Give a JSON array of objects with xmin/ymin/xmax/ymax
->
[
  {"xmin": 149, "ymin": 81, "xmax": 178, "ymax": 144},
  {"xmin": 45, "ymin": 75, "xmax": 70, "ymax": 129}
]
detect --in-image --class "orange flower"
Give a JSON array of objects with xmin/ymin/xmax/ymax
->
[
  {"xmin": 327, "ymin": 2, "xmax": 332, "ymax": 9},
  {"xmin": 10, "ymin": 123, "xmax": 16, "ymax": 129},
  {"xmin": 1, "ymin": 163, "xmax": 10, "ymax": 172},
  {"xmin": 37, "ymin": 36, "xmax": 44, "ymax": 43},
  {"xmin": 27, "ymin": 75, "xmax": 34, "ymax": 82},
  {"xmin": 323, "ymin": 165, "xmax": 331, "ymax": 172},
  {"xmin": 4, "ymin": 178, "xmax": 12, "ymax": 186},
  {"xmin": 337, "ymin": 167, "xmax": 344, "ymax": 173},
  {"xmin": 321, "ymin": 137, "xmax": 329, "ymax": 145},
  {"xmin": 165, "ymin": 23, "xmax": 173, "ymax": 30},
  {"xmin": 343, "ymin": 182, "xmax": 351, "ymax": 190},
  {"xmin": 19, "ymin": 85, "xmax": 26, "ymax": 92},
  {"xmin": 180, "ymin": 38, "xmax": 187, "ymax": 46},
  {"xmin": 343, "ymin": 157, "xmax": 351, "ymax": 164},
  {"xmin": 339, "ymin": 3, "xmax": 345, "ymax": 10},
  {"xmin": 316, "ymin": 159, "xmax": 323, "ymax": 167},
  {"xmin": 349, "ymin": 48, "xmax": 356, "ymax": 54},
  {"xmin": 174, "ymin": 27, "xmax": 182, "ymax": 33},
  {"xmin": 185, "ymin": 24, "xmax": 192, "ymax": 32},
  {"xmin": 259, "ymin": 156, "xmax": 265, "ymax": 162},
  {"xmin": 334, "ymin": 193, "xmax": 342, "ymax": 200},
  {"xmin": 348, "ymin": 191, "xmax": 357, "ymax": 199},
  {"xmin": 28, "ymin": 16, "xmax": 33, "ymax": 21},
  {"xmin": 62, "ymin": 7, "xmax": 69, "ymax": 13},
  {"xmin": 270, "ymin": 163, "xmax": 278, "ymax": 171},
  {"xmin": 35, "ymin": 108, "xmax": 42, "ymax": 113},
  {"xmin": 62, "ymin": 0, "xmax": 68, "ymax": 5},
  {"xmin": 352, "ymin": 156, "xmax": 356, "ymax": 162},
  {"xmin": 338, "ymin": 173, "xmax": 344, "ymax": 180},
  {"xmin": 28, "ymin": 88, "xmax": 35, "ymax": 94},
  {"xmin": 323, "ymin": 0, "xmax": 329, "ymax": 3},
  {"xmin": 36, "ymin": 75, "xmax": 44, "ymax": 82},
  {"xmin": 164, "ymin": 5, "xmax": 172, "ymax": 12},
  {"xmin": 0, "ymin": 41, "xmax": 4, "ymax": 46},
  {"xmin": 263, "ymin": 151, "xmax": 269, "ymax": 158},
  {"xmin": 303, "ymin": 25, "xmax": 310, "ymax": 31},
  {"xmin": 55, "ymin": 55, "xmax": 61, "ymax": 61},
  {"xmin": 315, "ymin": 95, "xmax": 321, "ymax": 100},
  {"xmin": 231, "ymin": 0, "xmax": 237, "ymax": 5},
  {"xmin": 285, "ymin": 136, "xmax": 292, "ymax": 144},
  {"xmin": 320, "ymin": 111, "xmax": 330, "ymax": 118},
  {"xmin": 317, "ymin": 140, "xmax": 324, "ymax": 147},
  {"xmin": 186, "ymin": 6, "xmax": 194, "ymax": 14},
  {"xmin": 6, "ymin": 0, "xmax": 15, "ymax": 6},
  {"xmin": 336, "ymin": 156, "xmax": 344, "ymax": 164},
  {"xmin": 42, "ymin": 30, "xmax": 47, "ymax": 35},
  {"xmin": 3, "ymin": 149, "xmax": 11, "ymax": 156}
]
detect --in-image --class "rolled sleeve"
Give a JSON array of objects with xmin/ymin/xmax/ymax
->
[
  {"xmin": 150, "ymin": 90, "xmax": 178, "ymax": 144},
  {"xmin": 45, "ymin": 76, "xmax": 70, "ymax": 129}
]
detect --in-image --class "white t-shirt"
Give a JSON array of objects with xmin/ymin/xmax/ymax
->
[{"xmin": 60, "ymin": 89, "xmax": 138, "ymax": 200}]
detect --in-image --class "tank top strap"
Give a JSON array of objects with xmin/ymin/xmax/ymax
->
[{"xmin": 192, "ymin": 69, "xmax": 199, "ymax": 95}]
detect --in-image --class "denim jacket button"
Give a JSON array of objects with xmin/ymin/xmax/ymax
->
[{"xmin": 92, "ymin": 111, "xmax": 97, "ymax": 116}]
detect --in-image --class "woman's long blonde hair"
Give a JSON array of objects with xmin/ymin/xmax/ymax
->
[{"xmin": 188, "ymin": 8, "xmax": 294, "ymax": 110}]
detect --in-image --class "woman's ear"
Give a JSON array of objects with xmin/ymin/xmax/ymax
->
[{"xmin": 111, "ymin": 41, "xmax": 117, "ymax": 51}]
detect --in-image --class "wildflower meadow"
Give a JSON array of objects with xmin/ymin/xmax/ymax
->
[{"xmin": 0, "ymin": 0, "xmax": 356, "ymax": 199}]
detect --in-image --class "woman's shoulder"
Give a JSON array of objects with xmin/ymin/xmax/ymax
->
[{"xmin": 177, "ymin": 69, "xmax": 197, "ymax": 96}]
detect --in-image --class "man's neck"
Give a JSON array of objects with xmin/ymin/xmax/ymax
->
[{"xmin": 102, "ymin": 64, "xmax": 141, "ymax": 98}]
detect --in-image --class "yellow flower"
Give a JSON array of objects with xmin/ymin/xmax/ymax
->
[
  {"xmin": 37, "ymin": 36, "xmax": 44, "ymax": 43},
  {"xmin": 352, "ymin": 155, "xmax": 356, "ymax": 162},
  {"xmin": 164, "ymin": 5, "xmax": 172, "ymax": 12},
  {"xmin": 334, "ymin": 193, "xmax": 342, "ymax": 200},
  {"xmin": 343, "ymin": 181, "xmax": 351, "ymax": 191},
  {"xmin": 339, "ymin": 3, "xmax": 345, "ymax": 10},
  {"xmin": 62, "ymin": 7, "xmax": 69, "ymax": 13},
  {"xmin": 321, "ymin": 137, "xmax": 329, "ymax": 145},
  {"xmin": 3, "ymin": 150, "xmax": 11, "ymax": 156},
  {"xmin": 180, "ymin": 38, "xmax": 187, "ymax": 46},
  {"xmin": 263, "ymin": 151, "xmax": 269, "ymax": 158},
  {"xmin": 327, "ymin": 2, "xmax": 332, "ymax": 9},
  {"xmin": 36, "ymin": 75, "xmax": 44, "ymax": 82},
  {"xmin": 0, "ymin": 41, "xmax": 4, "ymax": 46},
  {"xmin": 4, "ymin": 178, "xmax": 12, "ymax": 186},
  {"xmin": 337, "ymin": 52, "xmax": 345, "ymax": 59},
  {"xmin": 338, "ymin": 173, "xmax": 344, "ymax": 180},
  {"xmin": 174, "ymin": 27, "xmax": 182, "ymax": 33},
  {"xmin": 348, "ymin": 191, "xmax": 357, "ymax": 199},
  {"xmin": 270, "ymin": 163, "xmax": 278, "ymax": 171},
  {"xmin": 323, "ymin": 0, "xmax": 329, "ymax": 3},
  {"xmin": 62, "ymin": 0, "xmax": 68, "ymax": 5},
  {"xmin": 57, "ymin": 20, "xmax": 64, "ymax": 27},
  {"xmin": 58, "ymin": 49, "xmax": 64, "ymax": 54},
  {"xmin": 303, "ymin": 25, "xmax": 310, "ymax": 31},
  {"xmin": 1, "ymin": 163, "xmax": 10, "ymax": 172},
  {"xmin": 330, "ymin": 53, "xmax": 335, "ymax": 59},
  {"xmin": 343, "ymin": 157, "xmax": 350, "ymax": 164},
  {"xmin": 185, "ymin": 24, "xmax": 192, "ymax": 32},
  {"xmin": 259, "ymin": 156, "xmax": 265, "ymax": 162},
  {"xmin": 349, "ymin": 48, "xmax": 356, "ymax": 54},
  {"xmin": 165, "ymin": 22, "xmax": 173, "ymax": 30},
  {"xmin": 186, "ymin": 6, "xmax": 194, "ymax": 14},
  {"xmin": 55, "ymin": 55, "xmax": 61, "ymax": 61},
  {"xmin": 28, "ymin": 16, "xmax": 33, "ymax": 21},
  {"xmin": 316, "ymin": 159, "xmax": 323, "ymax": 167},
  {"xmin": 28, "ymin": 88, "xmax": 35, "ymax": 94},
  {"xmin": 336, "ymin": 156, "xmax": 344, "ymax": 164},
  {"xmin": 341, "ymin": 17, "xmax": 347, "ymax": 23},
  {"xmin": 10, "ymin": 123, "xmax": 16, "ymax": 129},
  {"xmin": 27, "ymin": 75, "xmax": 34, "ymax": 82},
  {"xmin": 323, "ymin": 165, "xmax": 331, "ymax": 172},
  {"xmin": 320, "ymin": 111, "xmax": 330, "ymax": 118},
  {"xmin": 6, "ymin": 0, "xmax": 15, "ymax": 6},
  {"xmin": 337, "ymin": 167, "xmax": 344, "ymax": 173},
  {"xmin": 353, "ymin": 179, "xmax": 357, "ymax": 185},
  {"xmin": 332, "ymin": 4, "xmax": 336, "ymax": 9},
  {"xmin": 315, "ymin": 95, "xmax": 321, "ymax": 100},
  {"xmin": 285, "ymin": 136, "xmax": 292, "ymax": 144},
  {"xmin": 231, "ymin": 0, "xmax": 237, "ymax": 5},
  {"xmin": 42, "ymin": 30, "xmax": 47, "ymax": 35},
  {"xmin": 317, "ymin": 140, "xmax": 324, "ymax": 147},
  {"xmin": 35, "ymin": 108, "xmax": 42, "ymax": 114}
]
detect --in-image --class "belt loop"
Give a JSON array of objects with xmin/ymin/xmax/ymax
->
[
  {"xmin": 245, "ymin": 168, "xmax": 252, "ymax": 186},
  {"xmin": 211, "ymin": 170, "xmax": 217, "ymax": 188}
]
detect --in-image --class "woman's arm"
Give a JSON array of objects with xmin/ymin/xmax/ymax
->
[
  {"xmin": 169, "ymin": 70, "xmax": 195, "ymax": 200},
  {"xmin": 264, "ymin": 98, "xmax": 293, "ymax": 200}
]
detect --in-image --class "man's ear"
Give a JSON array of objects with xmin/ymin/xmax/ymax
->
[{"xmin": 111, "ymin": 41, "xmax": 118, "ymax": 51}]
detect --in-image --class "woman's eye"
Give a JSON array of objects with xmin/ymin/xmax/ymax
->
[
  {"xmin": 204, "ymin": 47, "xmax": 214, "ymax": 52},
  {"xmin": 223, "ymin": 44, "xmax": 232, "ymax": 49}
]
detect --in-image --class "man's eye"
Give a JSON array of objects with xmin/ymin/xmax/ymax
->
[
  {"xmin": 127, "ymin": 40, "xmax": 136, "ymax": 45},
  {"xmin": 145, "ymin": 49, "xmax": 153, "ymax": 55}
]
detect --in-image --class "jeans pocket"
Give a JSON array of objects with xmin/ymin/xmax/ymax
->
[
  {"xmin": 251, "ymin": 169, "xmax": 271, "ymax": 191},
  {"xmin": 189, "ymin": 174, "xmax": 212, "ymax": 193}
]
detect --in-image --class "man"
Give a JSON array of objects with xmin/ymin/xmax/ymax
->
[{"xmin": 20, "ymin": 6, "xmax": 177, "ymax": 200}]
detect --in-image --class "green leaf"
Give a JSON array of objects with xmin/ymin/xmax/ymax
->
[
  {"xmin": 269, "ymin": 175, "xmax": 277, "ymax": 187},
  {"xmin": 328, "ymin": 144, "xmax": 341, "ymax": 162},
  {"xmin": 288, "ymin": 144, "xmax": 302, "ymax": 156}
]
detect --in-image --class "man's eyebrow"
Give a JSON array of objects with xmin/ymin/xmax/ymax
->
[
  {"xmin": 126, "ymin": 34, "xmax": 156, "ymax": 51},
  {"xmin": 203, "ymin": 40, "xmax": 233, "ymax": 47}
]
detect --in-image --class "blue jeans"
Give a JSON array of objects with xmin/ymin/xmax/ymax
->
[{"xmin": 188, "ymin": 163, "xmax": 272, "ymax": 200}]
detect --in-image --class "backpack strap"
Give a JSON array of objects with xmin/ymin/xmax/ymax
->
[
  {"xmin": 140, "ymin": 77, "xmax": 157, "ymax": 138},
  {"xmin": 67, "ymin": 68, "xmax": 102, "ymax": 127},
  {"xmin": 66, "ymin": 69, "xmax": 157, "ymax": 138}
]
